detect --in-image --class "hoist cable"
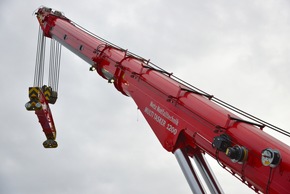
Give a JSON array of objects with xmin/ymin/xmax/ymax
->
[
  {"xmin": 34, "ymin": 26, "xmax": 42, "ymax": 86},
  {"xmin": 39, "ymin": 36, "xmax": 46, "ymax": 87},
  {"xmin": 48, "ymin": 39, "xmax": 62, "ymax": 92},
  {"xmin": 54, "ymin": 41, "xmax": 59, "ymax": 91},
  {"xmin": 52, "ymin": 40, "xmax": 56, "ymax": 91},
  {"xmin": 33, "ymin": 27, "xmax": 40, "ymax": 86},
  {"xmin": 51, "ymin": 40, "xmax": 55, "ymax": 90},
  {"xmin": 53, "ymin": 40, "xmax": 57, "ymax": 91},
  {"xmin": 34, "ymin": 30, "xmax": 46, "ymax": 88},
  {"xmin": 34, "ymin": 27, "xmax": 62, "ymax": 93},
  {"xmin": 48, "ymin": 38, "xmax": 55, "ymax": 88},
  {"xmin": 71, "ymin": 20, "xmax": 290, "ymax": 138},
  {"xmin": 53, "ymin": 39, "xmax": 56, "ymax": 88},
  {"xmin": 55, "ymin": 42, "xmax": 62, "ymax": 92}
]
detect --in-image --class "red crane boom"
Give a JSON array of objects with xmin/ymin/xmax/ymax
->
[{"xmin": 26, "ymin": 7, "xmax": 290, "ymax": 193}]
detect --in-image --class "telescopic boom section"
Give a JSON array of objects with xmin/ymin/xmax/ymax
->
[{"xmin": 30, "ymin": 7, "xmax": 290, "ymax": 193}]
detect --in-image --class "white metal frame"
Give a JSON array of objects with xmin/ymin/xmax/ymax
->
[{"xmin": 174, "ymin": 148, "xmax": 224, "ymax": 194}]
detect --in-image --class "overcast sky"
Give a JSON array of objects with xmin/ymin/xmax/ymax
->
[{"xmin": 1, "ymin": 0, "xmax": 290, "ymax": 194}]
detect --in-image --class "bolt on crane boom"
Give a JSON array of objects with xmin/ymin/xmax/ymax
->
[{"xmin": 26, "ymin": 6, "xmax": 290, "ymax": 193}]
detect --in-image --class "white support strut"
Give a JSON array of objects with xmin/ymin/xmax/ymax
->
[
  {"xmin": 193, "ymin": 151, "xmax": 224, "ymax": 194},
  {"xmin": 174, "ymin": 148, "xmax": 206, "ymax": 194},
  {"xmin": 174, "ymin": 148, "xmax": 224, "ymax": 194}
]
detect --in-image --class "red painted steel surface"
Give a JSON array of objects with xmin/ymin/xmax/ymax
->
[
  {"xmin": 35, "ymin": 90, "xmax": 57, "ymax": 140},
  {"xmin": 34, "ymin": 7, "xmax": 290, "ymax": 193}
]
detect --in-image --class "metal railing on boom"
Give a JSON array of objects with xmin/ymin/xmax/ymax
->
[{"xmin": 71, "ymin": 20, "xmax": 290, "ymax": 138}]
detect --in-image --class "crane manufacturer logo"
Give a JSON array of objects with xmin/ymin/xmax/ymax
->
[{"xmin": 144, "ymin": 101, "xmax": 178, "ymax": 135}]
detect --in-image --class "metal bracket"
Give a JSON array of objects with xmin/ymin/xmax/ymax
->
[
  {"xmin": 229, "ymin": 116, "xmax": 265, "ymax": 130},
  {"xmin": 143, "ymin": 65, "xmax": 173, "ymax": 77},
  {"xmin": 181, "ymin": 88, "xmax": 214, "ymax": 100}
]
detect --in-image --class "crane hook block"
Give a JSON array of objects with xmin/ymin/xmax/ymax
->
[
  {"xmin": 25, "ymin": 87, "xmax": 42, "ymax": 111},
  {"xmin": 25, "ymin": 86, "xmax": 58, "ymax": 111},
  {"xmin": 42, "ymin": 85, "xmax": 57, "ymax": 104},
  {"xmin": 43, "ymin": 139, "xmax": 58, "ymax": 148}
]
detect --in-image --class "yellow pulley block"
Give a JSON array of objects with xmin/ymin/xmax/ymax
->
[{"xmin": 25, "ymin": 87, "xmax": 42, "ymax": 111}]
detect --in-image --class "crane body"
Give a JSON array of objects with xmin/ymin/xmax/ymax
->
[{"xmin": 26, "ymin": 7, "xmax": 290, "ymax": 193}]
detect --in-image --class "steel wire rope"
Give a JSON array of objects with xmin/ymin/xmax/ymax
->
[
  {"xmin": 52, "ymin": 39, "xmax": 57, "ymax": 91},
  {"xmin": 149, "ymin": 61, "xmax": 290, "ymax": 137},
  {"xmin": 54, "ymin": 39, "xmax": 57, "ymax": 91},
  {"xmin": 48, "ymin": 38, "xmax": 55, "ymax": 88},
  {"xmin": 51, "ymin": 40, "xmax": 55, "ymax": 91},
  {"xmin": 34, "ymin": 26, "xmax": 42, "ymax": 86},
  {"xmin": 55, "ymin": 42, "xmax": 62, "ymax": 92},
  {"xmin": 54, "ymin": 40, "xmax": 58, "ymax": 91},
  {"xmin": 48, "ymin": 39, "xmax": 62, "ymax": 92},
  {"xmin": 211, "ymin": 98, "xmax": 290, "ymax": 137},
  {"xmin": 37, "ymin": 31, "xmax": 46, "ymax": 87},
  {"xmin": 172, "ymin": 73, "xmax": 290, "ymax": 137},
  {"xmin": 33, "ymin": 27, "xmax": 40, "ymax": 86},
  {"xmin": 71, "ymin": 20, "xmax": 290, "ymax": 138},
  {"xmin": 167, "ymin": 73, "xmax": 290, "ymax": 137}
]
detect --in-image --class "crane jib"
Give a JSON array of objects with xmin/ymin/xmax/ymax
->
[{"xmin": 26, "ymin": 6, "xmax": 290, "ymax": 194}]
